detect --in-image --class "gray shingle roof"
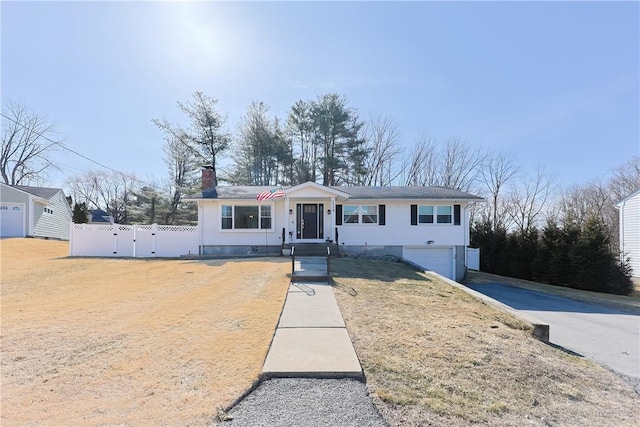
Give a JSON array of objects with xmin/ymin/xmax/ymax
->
[
  {"xmin": 14, "ymin": 185, "xmax": 62, "ymax": 200},
  {"xmin": 200, "ymin": 186, "xmax": 275, "ymax": 199},
  {"xmin": 331, "ymin": 186, "xmax": 483, "ymax": 200},
  {"xmin": 191, "ymin": 184, "xmax": 482, "ymax": 201}
]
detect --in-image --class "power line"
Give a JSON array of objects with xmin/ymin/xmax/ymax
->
[{"xmin": 1, "ymin": 111, "xmax": 166, "ymax": 192}]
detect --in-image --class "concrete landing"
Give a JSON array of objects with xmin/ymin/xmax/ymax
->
[{"xmin": 262, "ymin": 281, "xmax": 362, "ymax": 379}]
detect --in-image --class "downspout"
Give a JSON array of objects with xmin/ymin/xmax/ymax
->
[{"xmin": 464, "ymin": 203, "xmax": 469, "ymax": 269}]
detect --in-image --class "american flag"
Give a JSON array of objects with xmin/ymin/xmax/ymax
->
[{"xmin": 256, "ymin": 187, "xmax": 285, "ymax": 202}]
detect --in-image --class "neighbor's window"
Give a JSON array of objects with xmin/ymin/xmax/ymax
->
[
  {"xmin": 343, "ymin": 205, "xmax": 378, "ymax": 224},
  {"xmin": 418, "ymin": 206, "xmax": 434, "ymax": 224},
  {"xmin": 221, "ymin": 204, "xmax": 272, "ymax": 230}
]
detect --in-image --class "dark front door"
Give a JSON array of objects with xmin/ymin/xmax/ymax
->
[
  {"xmin": 302, "ymin": 204, "xmax": 318, "ymax": 239},
  {"xmin": 296, "ymin": 203, "xmax": 324, "ymax": 240}
]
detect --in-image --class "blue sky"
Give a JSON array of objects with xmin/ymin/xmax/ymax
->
[{"xmin": 2, "ymin": 1, "xmax": 639, "ymax": 191}]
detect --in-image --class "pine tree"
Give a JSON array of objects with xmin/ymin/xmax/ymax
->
[{"xmin": 72, "ymin": 202, "xmax": 89, "ymax": 224}]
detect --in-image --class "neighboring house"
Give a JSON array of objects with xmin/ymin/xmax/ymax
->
[
  {"xmin": 87, "ymin": 209, "xmax": 114, "ymax": 224},
  {"xmin": 0, "ymin": 183, "xmax": 72, "ymax": 240},
  {"xmin": 187, "ymin": 175, "xmax": 483, "ymax": 281},
  {"xmin": 616, "ymin": 189, "xmax": 640, "ymax": 278}
]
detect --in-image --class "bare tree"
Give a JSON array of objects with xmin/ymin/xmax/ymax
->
[
  {"xmin": 402, "ymin": 136, "xmax": 437, "ymax": 186},
  {"xmin": 67, "ymin": 170, "xmax": 140, "ymax": 224},
  {"xmin": 362, "ymin": 115, "xmax": 403, "ymax": 186},
  {"xmin": 438, "ymin": 137, "xmax": 486, "ymax": 191},
  {"xmin": 401, "ymin": 136, "xmax": 485, "ymax": 191},
  {"xmin": 480, "ymin": 150, "xmax": 519, "ymax": 230},
  {"xmin": 1, "ymin": 101, "xmax": 61, "ymax": 185},
  {"xmin": 162, "ymin": 134, "xmax": 198, "ymax": 223},
  {"xmin": 560, "ymin": 179, "xmax": 612, "ymax": 226},
  {"xmin": 507, "ymin": 165, "xmax": 556, "ymax": 233},
  {"xmin": 609, "ymin": 155, "xmax": 640, "ymax": 201}
]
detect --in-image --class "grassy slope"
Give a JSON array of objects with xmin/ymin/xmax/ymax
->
[{"xmin": 333, "ymin": 258, "xmax": 639, "ymax": 427}]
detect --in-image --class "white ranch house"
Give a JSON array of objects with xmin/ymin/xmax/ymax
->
[
  {"xmin": 616, "ymin": 190, "xmax": 640, "ymax": 278},
  {"xmin": 187, "ymin": 180, "xmax": 483, "ymax": 281},
  {"xmin": 0, "ymin": 183, "xmax": 72, "ymax": 240}
]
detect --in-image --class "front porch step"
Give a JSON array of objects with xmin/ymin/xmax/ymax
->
[
  {"xmin": 291, "ymin": 271, "xmax": 330, "ymax": 282},
  {"xmin": 285, "ymin": 243, "xmax": 339, "ymax": 257},
  {"xmin": 290, "ymin": 256, "xmax": 330, "ymax": 282}
]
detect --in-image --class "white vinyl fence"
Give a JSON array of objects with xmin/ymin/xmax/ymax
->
[
  {"xmin": 70, "ymin": 223, "xmax": 198, "ymax": 258},
  {"xmin": 466, "ymin": 247, "xmax": 480, "ymax": 271}
]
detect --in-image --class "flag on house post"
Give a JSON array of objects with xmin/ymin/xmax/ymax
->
[{"xmin": 256, "ymin": 187, "xmax": 285, "ymax": 202}]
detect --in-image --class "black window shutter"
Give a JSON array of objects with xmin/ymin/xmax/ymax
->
[
  {"xmin": 336, "ymin": 204, "xmax": 343, "ymax": 225},
  {"xmin": 378, "ymin": 204, "xmax": 386, "ymax": 225},
  {"xmin": 454, "ymin": 204, "xmax": 461, "ymax": 225},
  {"xmin": 410, "ymin": 204, "xmax": 418, "ymax": 226}
]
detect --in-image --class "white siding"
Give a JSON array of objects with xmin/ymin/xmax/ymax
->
[
  {"xmin": 619, "ymin": 192, "xmax": 640, "ymax": 277},
  {"xmin": 32, "ymin": 190, "xmax": 72, "ymax": 240},
  {"xmin": 200, "ymin": 199, "xmax": 288, "ymax": 247},
  {"xmin": 199, "ymin": 199, "xmax": 471, "ymax": 248},
  {"xmin": 336, "ymin": 201, "xmax": 469, "ymax": 247}
]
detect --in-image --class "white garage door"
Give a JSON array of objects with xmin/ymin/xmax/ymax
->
[
  {"xmin": 0, "ymin": 203, "xmax": 25, "ymax": 237},
  {"xmin": 404, "ymin": 247, "xmax": 454, "ymax": 279}
]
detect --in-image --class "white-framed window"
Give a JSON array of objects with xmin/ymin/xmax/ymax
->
[
  {"xmin": 221, "ymin": 205, "xmax": 233, "ymax": 229},
  {"xmin": 418, "ymin": 205, "xmax": 452, "ymax": 224},
  {"xmin": 260, "ymin": 205, "xmax": 272, "ymax": 229},
  {"xmin": 418, "ymin": 206, "xmax": 433, "ymax": 224},
  {"xmin": 343, "ymin": 205, "xmax": 378, "ymax": 225},
  {"xmin": 221, "ymin": 204, "xmax": 272, "ymax": 230},
  {"xmin": 436, "ymin": 206, "xmax": 452, "ymax": 224}
]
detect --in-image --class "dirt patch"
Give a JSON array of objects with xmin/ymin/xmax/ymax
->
[
  {"xmin": 333, "ymin": 258, "xmax": 640, "ymax": 427},
  {"xmin": 1, "ymin": 238, "xmax": 289, "ymax": 426}
]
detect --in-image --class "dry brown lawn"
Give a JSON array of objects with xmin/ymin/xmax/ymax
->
[
  {"xmin": 333, "ymin": 258, "xmax": 640, "ymax": 427},
  {"xmin": 0, "ymin": 238, "xmax": 289, "ymax": 426}
]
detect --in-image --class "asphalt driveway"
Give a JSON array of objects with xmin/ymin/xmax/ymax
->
[{"xmin": 464, "ymin": 282, "xmax": 640, "ymax": 390}]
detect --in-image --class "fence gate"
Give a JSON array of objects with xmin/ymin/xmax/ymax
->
[{"xmin": 466, "ymin": 247, "xmax": 480, "ymax": 271}]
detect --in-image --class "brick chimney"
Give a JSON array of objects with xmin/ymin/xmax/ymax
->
[{"xmin": 201, "ymin": 166, "xmax": 214, "ymax": 190}]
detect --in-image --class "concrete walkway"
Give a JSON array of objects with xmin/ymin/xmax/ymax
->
[{"xmin": 262, "ymin": 259, "xmax": 362, "ymax": 378}]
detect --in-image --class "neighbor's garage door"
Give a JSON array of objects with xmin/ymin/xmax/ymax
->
[
  {"xmin": 0, "ymin": 203, "xmax": 25, "ymax": 237},
  {"xmin": 404, "ymin": 247, "xmax": 453, "ymax": 279}
]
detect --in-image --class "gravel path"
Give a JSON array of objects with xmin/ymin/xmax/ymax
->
[{"xmin": 225, "ymin": 378, "xmax": 386, "ymax": 426}]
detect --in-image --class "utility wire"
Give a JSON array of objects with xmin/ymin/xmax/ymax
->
[{"xmin": 1, "ymin": 111, "xmax": 166, "ymax": 192}]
